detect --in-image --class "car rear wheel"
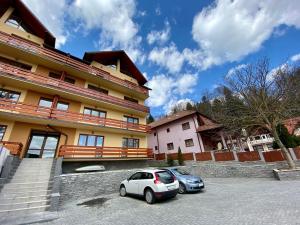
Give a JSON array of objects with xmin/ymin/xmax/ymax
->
[
  {"xmin": 145, "ymin": 189, "xmax": 155, "ymax": 204},
  {"xmin": 120, "ymin": 185, "xmax": 127, "ymax": 197},
  {"xmin": 178, "ymin": 182, "xmax": 186, "ymax": 194}
]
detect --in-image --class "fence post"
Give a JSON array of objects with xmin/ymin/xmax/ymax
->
[
  {"xmin": 193, "ymin": 152, "xmax": 196, "ymax": 161},
  {"xmin": 258, "ymin": 150, "xmax": 265, "ymax": 162},
  {"xmin": 232, "ymin": 151, "xmax": 238, "ymax": 161},
  {"xmin": 210, "ymin": 151, "xmax": 215, "ymax": 162}
]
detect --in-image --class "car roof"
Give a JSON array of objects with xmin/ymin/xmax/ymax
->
[{"xmin": 134, "ymin": 169, "xmax": 167, "ymax": 173}]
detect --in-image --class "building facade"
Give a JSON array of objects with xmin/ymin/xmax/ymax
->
[
  {"xmin": 148, "ymin": 111, "xmax": 228, "ymax": 155},
  {"xmin": 0, "ymin": 0, "xmax": 152, "ymax": 161},
  {"xmin": 148, "ymin": 110, "xmax": 300, "ymax": 155}
]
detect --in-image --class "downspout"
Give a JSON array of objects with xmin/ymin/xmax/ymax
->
[
  {"xmin": 156, "ymin": 128, "xmax": 160, "ymax": 154},
  {"xmin": 192, "ymin": 115, "xmax": 202, "ymax": 152}
]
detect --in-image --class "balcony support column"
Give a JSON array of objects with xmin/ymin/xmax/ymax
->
[
  {"xmin": 60, "ymin": 71, "xmax": 66, "ymax": 81},
  {"xmin": 50, "ymin": 95, "xmax": 59, "ymax": 118}
]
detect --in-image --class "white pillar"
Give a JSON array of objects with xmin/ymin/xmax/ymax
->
[
  {"xmin": 198, "ymin": 133, "xmax": 205, "ymax": 152},
  {"xmin": 220, "ymin": 131, "xmax": 227, "ymax": 149},
  {"xmin": 246, "ymin": 138, "xmax": 254, "ymax": 151}
]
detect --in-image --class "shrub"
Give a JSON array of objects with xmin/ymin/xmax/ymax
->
[
  {"xmin": 178, "ymin": 147, "xmax": 184, "ymax": 166},
  {"xmin": 167, "ymin": 156, "xmax": 174, "ymax": 166}
]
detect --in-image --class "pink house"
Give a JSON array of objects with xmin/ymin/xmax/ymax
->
[{"xmin": 148, "ymin": 110, "xmax": 228, "ymax": 156}]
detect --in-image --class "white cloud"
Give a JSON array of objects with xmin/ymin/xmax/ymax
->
[
  {"xmin": 147, "ymin": 21, "xmax": 171, "ymax": 45},
  {"xmin": 70, "ymin": 0, "xmax": 144, "ymax": 63},
  {"xmin": 146, "ymin": 74, "xmax": 174, "ymax": 107},
  {"xmin": 23, "ymin": 0, "xmax": 68, "ymax": 48},
  {"xmin": 146, "ymin": 73, "xmax": 198, "ymax": 111},
  {"xmin": 290, "ymin": 53, "xmax": 300, "ymax": 62},
  {"xmin": 191, "ymin": 0, "xmax": 300, "ymax": 69},
  {"xmin": 148, "ymin": 43, "xmax": 185, "ymax": 74},
  {"xmin": 163, "ymin": 98, "xmax": 194, "ymax": 115},
  {"xmin": 226, "ymin": 64, "xmax": 247, "ymax": 78},
  {"xmin": 155, "ymin": 7, "xmax": 161, "ymax": 16},
  {"xmin": 175, "ymin": 74, "xmax": 198, "ymax": 95}
]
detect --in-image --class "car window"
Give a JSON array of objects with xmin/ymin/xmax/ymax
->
[
  {"xmin": 155, "ymin": 171, "xmax": 174, "ymax": 184},
  {"xmin": 129, "ymin": 172, "xmax": 142, "ymax": 180},
  {"xmin": 140, "ymin": 172, "xmax": 154, "ymax": 179},
  {"xmin": 173, "ymin": 168, "xmax": 190, "ymax": 175}
]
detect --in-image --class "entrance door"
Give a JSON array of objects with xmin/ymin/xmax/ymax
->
[{"xmin": 26, "ymin": 132, "xmax": 60, "ymax": 158}]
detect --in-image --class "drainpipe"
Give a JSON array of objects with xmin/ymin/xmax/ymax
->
[
  {"xmin": 192, "ymin": 115, "xmax": 202, "ymax": 152},
  {"xmin": 156, "ymin": 128, "xmax": 160, "ymax": 154}
]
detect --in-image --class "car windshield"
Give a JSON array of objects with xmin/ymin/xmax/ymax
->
[
  {"xmin": 172, "ymin": 168, "xmax": 190, "ymax": 175},
  {"xmin": 155, "ymin": 171, "xmax": 174, "ymax": 184}
]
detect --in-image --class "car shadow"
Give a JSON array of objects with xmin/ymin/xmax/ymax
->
[{"xmin": 124, "ymin": 194, "xmax": 179, "ymax": 205}]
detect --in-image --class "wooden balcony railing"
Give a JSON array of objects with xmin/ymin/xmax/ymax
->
[
  {"xmin": 0, "ymin": 99, "xmax": 151, "ymax": 133},
  {"xmin": 0, "ymin": 62, "xmax": 149, "ymax": 113},
  {"xmin": 0, "ymin": 31, "xmax": 149, "ymax": 95},
  {"xmin": 58, "ymin": 145, "xmax": 153, "ymax": 160},
  {"xmin": 0, "ymin": 141, "xmax": 23, "ymax": 156}
]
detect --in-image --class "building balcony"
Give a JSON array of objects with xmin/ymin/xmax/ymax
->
[
  {"xmin": 0, "ymin": 62, "xmax": 149, "ymax": 113},
  {"xmin": 0, "ymin": 141, "xmax": 23, "ymax": 156},
  {"xmin": 58, "ymin": 145, "xmax": 153, "ymax": 161},
  {"xmin": 0, "ymin": 99, "xmax": 151, "ymax": 133},
  {"xmin": 0, "ymin": 31, "xmax": 149, "ymax": 96},
  {"xmin": 247, "ymin": 134, "xmax": 274, "ymax": 146}
]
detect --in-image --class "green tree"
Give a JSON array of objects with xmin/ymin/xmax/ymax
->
[
  {"xmin": 167, "ymin": 156, "xmax": 174, "ymax": 166},
  {"xmin": 196, "ymin": 95, "xmax": 213, "ymax": 118},
  {"xmin": 186, "ymin": 102, "xmax": 195, "ymax": 111},
  {"xmin": 147, "ymin": 114, "xmax": 155, "ymax": 124},
  {"xmin": 177, "ymin": 147, "xmax": 184, "ymax": 166},
  {"xmin": 273, "ymin": 124, "xmax": 300, "ymax": 148}
]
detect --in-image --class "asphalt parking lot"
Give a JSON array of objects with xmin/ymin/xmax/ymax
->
[{"xmin": 39, "ymin": 178, "xmax": 300, "ymax": 225}]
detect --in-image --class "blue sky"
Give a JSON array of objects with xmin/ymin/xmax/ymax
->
[{"xmin": 23, "ymin": 0, "xmax": 300, "ymax": 117}]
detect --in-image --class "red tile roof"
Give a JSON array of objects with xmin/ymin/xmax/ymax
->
[{"xmin": 149, "ymin": 110, "xmax": 197, "ymax": 128}]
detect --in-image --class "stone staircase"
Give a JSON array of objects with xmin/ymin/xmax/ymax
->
[{"xmin": 0, "ymin": 158, "xmax": 55, "ymax": 217}]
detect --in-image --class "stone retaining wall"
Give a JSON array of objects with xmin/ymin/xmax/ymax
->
[
  {"xmin": 59, "ymin": 160, "xmax": 300, "ymax": 205},
  {"xmin": 59, "ymin": 169, "xmax": 139, "ymax": 205}
]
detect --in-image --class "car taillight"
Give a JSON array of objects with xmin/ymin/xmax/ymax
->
[
  {"xmin": 154, "ymin": 172, "xmax": 162, "ymax": 184},
  {"xmin": 172, "ymin": 175, "xmax": 177, "ymax": 181}
]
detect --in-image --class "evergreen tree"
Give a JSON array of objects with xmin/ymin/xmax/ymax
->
[
  {"xmin": 273, "ymin": 124, "xmax": 300, "ymax": 148},
  {"xmin": 147, "ymin": 114, "xmax": 155, "ymax": 124},
  {"xmin": 177, "ymin": 147, "xmax": 184, "ymax": 166},
  {"xmin": 186, "ymin": 102, "xmax": 194, "ymax": 111}
]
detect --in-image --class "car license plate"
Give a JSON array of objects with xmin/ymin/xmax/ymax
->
[{"xmin": 167, "ymin": 185, "xmax": 176, "ymax": 190}]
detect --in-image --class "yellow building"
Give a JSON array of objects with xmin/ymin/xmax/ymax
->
[{"xmin": 0, "ymin": 0, "xmax": 152, "ymax": 162}]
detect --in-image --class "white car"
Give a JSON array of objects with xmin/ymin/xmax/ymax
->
[{"xmin": 119, "ymin": 169, "xmax": 179, "ymax": 204}]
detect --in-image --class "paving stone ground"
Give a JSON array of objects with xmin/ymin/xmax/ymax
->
[{"xmin": 39, "ymin": 178, "xmax": 300, "ymax": 225}]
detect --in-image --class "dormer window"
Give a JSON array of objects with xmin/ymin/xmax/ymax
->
[{"xmin": 5, "ymin": 15, "xmax": 29, "ymax": 32}]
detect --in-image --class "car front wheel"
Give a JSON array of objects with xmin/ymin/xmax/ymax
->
[
  {"xmin": 120, "ymin": 185, "xmax": 127, "ymax": 197},
  {"xmin": 145, "ymin": 189, "xmax": 155, "ymax": 204}
]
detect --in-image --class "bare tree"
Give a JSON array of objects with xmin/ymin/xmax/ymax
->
[{"xmin": 224, "ymin": 58, "xmax": 300, "ymax": 169}]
